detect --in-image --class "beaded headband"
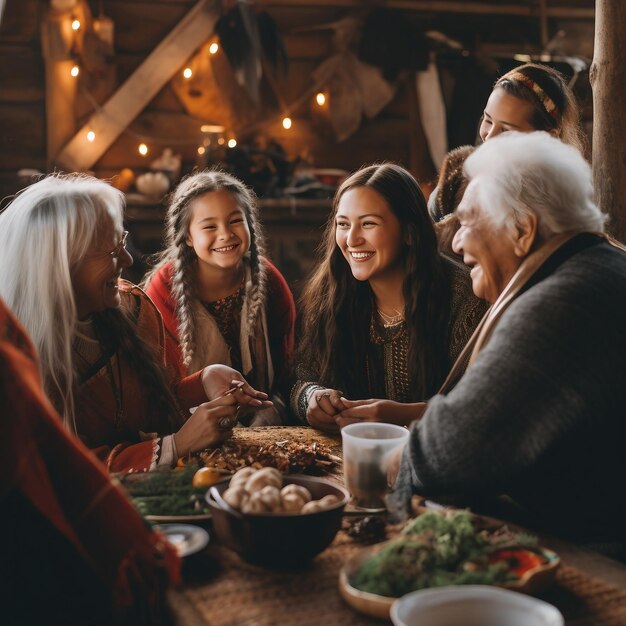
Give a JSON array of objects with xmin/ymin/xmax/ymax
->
[{"xmin": 498, "ymin": 70, "xmax": 560, "ymax": 121}]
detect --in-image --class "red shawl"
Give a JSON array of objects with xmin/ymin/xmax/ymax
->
[{"xmin": 0, "ymin": 297, "xmax": 180, "ymax": 623}]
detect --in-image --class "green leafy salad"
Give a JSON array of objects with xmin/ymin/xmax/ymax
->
[
  {"xmin": 119, "ymin": 466, "xmax": 210, "ymax": 517},
  {"xmin": 351, "ymin": 510, "xmax": 543, "ymax": 597}
]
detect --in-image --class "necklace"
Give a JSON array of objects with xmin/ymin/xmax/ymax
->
[{"xmin": 377, "ymin": 306, "xmax": 405, "ymax": 327}]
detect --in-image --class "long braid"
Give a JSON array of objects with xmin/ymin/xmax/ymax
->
[{"xmin": 242, "ymin": 187, "xmax": 267, "ymax": 330}]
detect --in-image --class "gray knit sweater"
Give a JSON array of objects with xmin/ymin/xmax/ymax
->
[{"xmin": 398, "ymin": 236, "xmax": 626, "ymax": 555}]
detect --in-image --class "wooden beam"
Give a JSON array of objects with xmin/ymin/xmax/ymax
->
[
  {"xmin": 56, "ymin": 0, "xmax": 220, "ymax": 171},
  {"xmin": 590, "ymin": 1, "xmax": 626, "ymax": 242},
  {"xmin": 41, "ymin": 8, "xmax": 79, "ymax": 169},
  {"xmin": 263, "ymin": 1, "xmax": 594, "ymax": 19}
]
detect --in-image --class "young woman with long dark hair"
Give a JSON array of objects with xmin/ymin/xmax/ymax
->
[{"xmin": 290, "ymin": 163, "xmax": 486, "ymax": 432}]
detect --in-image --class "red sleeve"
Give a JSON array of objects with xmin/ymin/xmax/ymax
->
[
  {"xmin": 0, "ymin": 301, "xmax": 181, "ymax": 612},
  {"xmin": 264, "ymin": 259, "xmax": 296, "ymax": 391},
  {"xmin": 144, "ymin": 263, "xmax": 185, "ymax": 377}
]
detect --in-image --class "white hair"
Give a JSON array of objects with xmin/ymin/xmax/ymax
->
[
  {"xmin": 0, "ymin": 173, "xmax": 124, "ymax": 429},
  {"xmin": 463, "ymin": 131, "xmax": 606, "ymax": 239}
]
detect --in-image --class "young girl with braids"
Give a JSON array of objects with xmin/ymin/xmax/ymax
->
[
  {"xmin": 144, "ymin": 170, "xmax": 296, "ymax": 426},
  {"xmin": 290, "ymin": 163, "xmax": 487, "ymax": 432}
]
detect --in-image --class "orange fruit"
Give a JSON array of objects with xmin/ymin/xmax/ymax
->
[{"xmin": 192, "ymin": 467, "xmax": 223, "ymax": 489}]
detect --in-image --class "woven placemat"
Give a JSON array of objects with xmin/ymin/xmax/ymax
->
[
  {"xmin": 178, "ymin": 527, "xmax": 626, "ymax": 626},
  {"xmin": 544, "ymin": 565, "xmax": 626, "ymax": 626}
]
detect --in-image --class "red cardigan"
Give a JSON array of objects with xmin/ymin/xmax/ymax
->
[
  {"xmin": 145, "ymin": 259, "xmax": 296, "ymax": 393},
  {"xmin": 74, "ymin": 282, "xmax": 207, "ymax": 473}
]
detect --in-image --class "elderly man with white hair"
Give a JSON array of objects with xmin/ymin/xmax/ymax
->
[{"xmin": 341, "ymin": 131, "xmax": 626, "ymax": 560}]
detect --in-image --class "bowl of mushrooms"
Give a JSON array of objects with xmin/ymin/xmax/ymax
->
[{"xmin": 206, "ymin": 467, "xmax": 350, "ymax": 567}]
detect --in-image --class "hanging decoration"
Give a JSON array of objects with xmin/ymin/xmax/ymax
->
[
  {"xmin": 215, "ymin": 0, "xmax": 287, "ymax": 104},
  {"xmin": 304, "ymin": 16, "xmax": 395, "ymax": 142},
  {"xmin": 171, "ymin": 37, "xmax": 258, "ymax": 131}
]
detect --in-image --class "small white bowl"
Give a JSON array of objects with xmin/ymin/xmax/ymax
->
[{"xmin": 391, "ymin": 585, "xmax": 563, "ymax": 626}]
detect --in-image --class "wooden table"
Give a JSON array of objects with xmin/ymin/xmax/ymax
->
[{"xmin": 166, "ymin": 427, "xmax": 626, "ymax": 626}]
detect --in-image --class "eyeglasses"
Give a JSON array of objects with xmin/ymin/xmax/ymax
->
[{"xmin": 109, "ymin": 231, "xmax": 129, "ymax": 258}]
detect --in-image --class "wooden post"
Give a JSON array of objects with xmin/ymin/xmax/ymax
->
[
  {"xmin": 590, "ymin": 1, "xmax": 626, "ymax": 242},
  {"xmin": 41, "ymin": 3, "xmax": 79, "ymax": 169},
  {"xmin": 55, "ymin": 0, "xmax": 220, "ymax": 172}
]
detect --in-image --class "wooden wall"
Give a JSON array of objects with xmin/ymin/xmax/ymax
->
[
  {"xmin": 0, "ymin": 0, "xmax": 595, "ymax": 203},
  {"xmin": 0, "ymin": 0, "xmax": 45, "ymax": 204}
]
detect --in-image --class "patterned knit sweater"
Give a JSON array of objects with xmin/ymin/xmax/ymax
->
[{"xmin": 396, "ymin": 237, "xmax": 626, "ymax": 559}]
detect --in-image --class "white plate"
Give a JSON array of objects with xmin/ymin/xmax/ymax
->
[{"xmin": 154, "ymin": 523, "xmax": 210, "ymax": 557}]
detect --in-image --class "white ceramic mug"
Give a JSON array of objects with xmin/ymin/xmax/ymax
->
[{"xmin": 391, "ymin": 585, "xmax": 564, "ymax": 626}]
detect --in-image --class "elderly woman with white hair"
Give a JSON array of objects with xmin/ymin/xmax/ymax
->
[
  {"xmin": 0, "ymin": 174, "xmax": 271, "ymax": 473},
  {"xmin": 341, "ymin": 132, "xmax": 626, "ymax": 559}
]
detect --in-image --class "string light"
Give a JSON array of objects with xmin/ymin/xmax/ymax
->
[
  {"xmin": 138, "ymin": 143, "xmax": 148, "ymax": 156},
  {"xmin": 71, "ymin": 19, "xmax": 81, "ymax": 31},
  {"xmin": 86, "ymin": 130, "xmax": 95, "ymax": 142},
  {"xmin": 282, "ymin": 117, "xmax": 292, "ymax": 130},
  {"xmin": 197, "ymin": 146, "xmax": 205, "ymax": 155},
  {"xmin": 183, "ymin": 67, "xmax": 193, "ymax": 79},
  {"xmin": 227, "ymin": 139, "xmax": 237, "ymax": 148},
  {"xmin": 70, "ymin": 65, "xmax": 80, "ymax": 77},
  {"xmin": 209, "ymin": 42, "xmax": 219, "ymax": 55},
  {"xmin": 315, "ymin": 92, "xmax": 326, "ymax": 106}
]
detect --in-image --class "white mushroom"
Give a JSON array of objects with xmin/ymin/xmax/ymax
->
[
  {"xmin": 245, "ymin": 467, "xmax": 282, "ymax": 493},
  {"xmin": 241, "ymin": 491, "xmax": 272, "ymax": 514},
  {"xmin": 301, "ymin": 494, "xmax": 340, "ymax": 514},
  {"xmin": 281, "ymin": 492, "xmax": 307, "ymax": 513},
  {"xmin": 230, "ymin": 467, "xmax": 257, "ymax": 488},
  {"xmin": 258, "ymin": 485, "xmax": 282, "ymax": 512},
  {"xmin": 280, "ymin": 484, "xmax": 313, "ymax": 503},
  {"xmin": 222, "ymin": 485, "xmax": 249, "ymax": 510}
]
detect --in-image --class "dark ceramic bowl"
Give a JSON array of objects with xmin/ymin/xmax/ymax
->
[{"xmin": 206, "ymin": 474, "xmax": 350, "ymax": 568}]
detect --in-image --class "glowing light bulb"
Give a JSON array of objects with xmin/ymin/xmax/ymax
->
[
  {"xmin": 71, "ymin": 19, "xmax": 81, "ymax": 31},
  {"xmin": 227, "ymin": 139, "xmax": 237, "ymax": 148},
  {"xmin": 282, "ymin": 117, "xmax": 292, "ymax": 130},
  {"xmin": 86, "ymin": 130, "xmax": 95, "ymax": 142},
  {"xmin": 70, "ymin": 65, "xmax": 80, "ymax": 77},
  {"xmin": 218, "ymin": 137, "xmax": 225, "ymax": 145},
  {"xmin": 209, "ymin": 42, "xmax": 219, "ymax": 55},
  {"xmin": 197, "ymin": 146, "xmax": 205, "ymax": 155},
  {"xmin": 315, "ymin": 92, "xmax": 326, "ymax": 106},
  {"xmin": 138, "ymin": 143, "xmax": 148, "ymax": 156},
  {"xmin": 183, "ymin": 67, "xmax": 193, "ymax": 79}
]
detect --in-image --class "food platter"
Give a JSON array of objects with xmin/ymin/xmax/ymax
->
[
  {"xmin": 339, "ymin": 541, "xmax": 560, "ymax": 620},
  {"xmin": 153, "ymin": 523, "xmax": 210, "ymax": 558}
]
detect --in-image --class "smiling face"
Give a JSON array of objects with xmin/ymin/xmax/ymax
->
[
  {"xmin": 452, "ymin": 183, "xmax": 523, "ymax": 304},
  {"xmin": 186, "ymin": 190, "xmax": 251, "ymax": 276},
  {"xmin": 72, "ymin": 218, "xmax": 133, "ymax": 319},
  {"xmin": 479, "ymin": 88, "xmax": 537, "ymax": 142},
  {"xmin": 335, "ymin": 186, "xmax": 405, "ymax": 285}
]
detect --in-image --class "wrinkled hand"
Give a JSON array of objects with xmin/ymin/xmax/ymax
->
[
  {"xmin": 174, "ymin": 395, "xmax": 237, "ymax": 457},
  {"xmin": 336, "ymin": 398, "xmax": 427, "ymax": 429},
  {"xmin": 306, "ymin": 387, "xmax": 345, "ymax": 432},
  {"xmin": 200, "ymin": 364, "xmax": 273, "ymax": 412}
]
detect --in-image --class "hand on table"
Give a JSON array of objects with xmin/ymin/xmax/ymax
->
[
  {"xmin": 306, "ymin": 387, "xmax": 346, "ymax": 433},
  {"xmin": 336, "ymin": 398, "xmax": 427, "ymax": 429},
  {"xmin": 200, "ymin": 364, "xmax": 273, "ymax": 412},
  {"xmin": 174, "ymin": 395, "xmax": 238, "ymax": 457}
]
